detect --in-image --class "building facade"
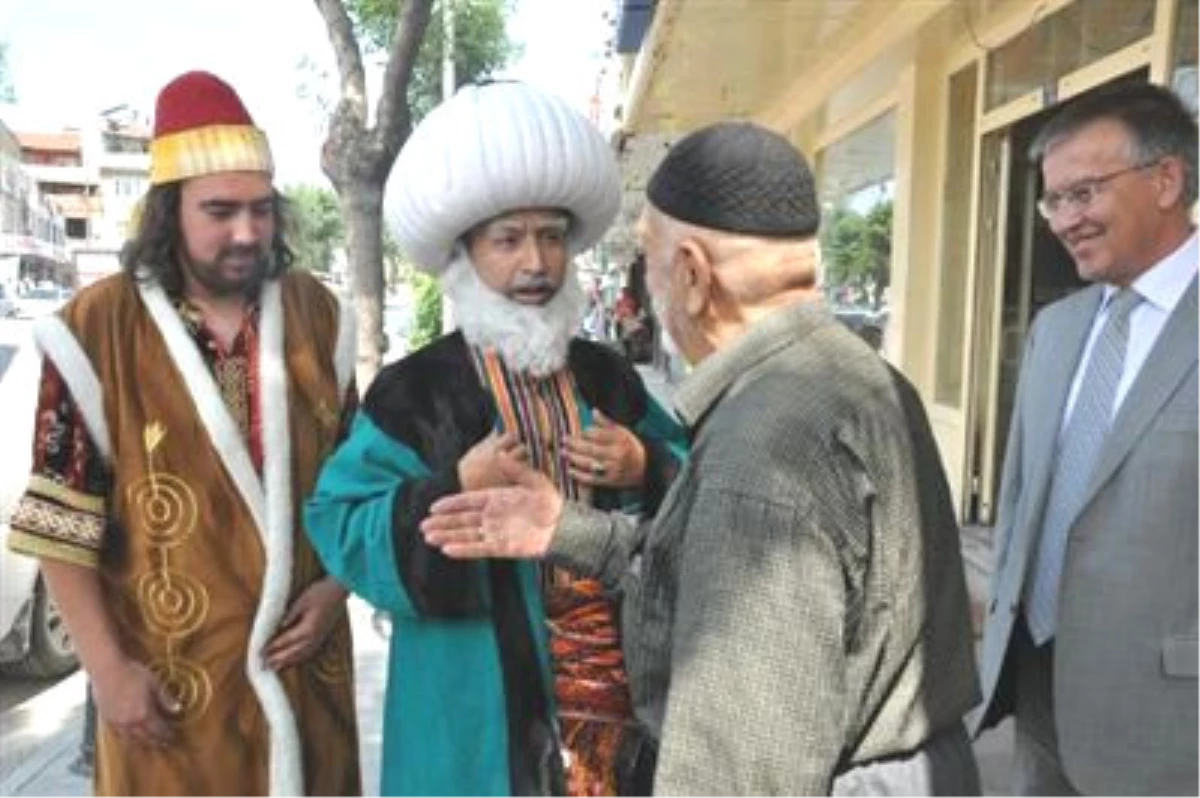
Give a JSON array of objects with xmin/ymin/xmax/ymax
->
[
  {"xmin": 0, "ymin": 119, "xmax": 68, "ymax": 287},
  {"xmin": 8, "ymin": 104, "xmax": 150, "ymax": 287},
  {"xmin": 610, "ymin": 0, "xmax": 1197, "ymax": 526}
]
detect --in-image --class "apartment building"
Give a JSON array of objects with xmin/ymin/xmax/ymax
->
[
  {"xmin": 9, "ymin": 104, "xmax": 150, "ymax": 286},
  {"xmin": 0, "ymin": 118, "xmax": 67, "ymax": 287}
]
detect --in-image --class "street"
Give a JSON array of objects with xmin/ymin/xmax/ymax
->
[{"xmin": 0, "ymin": 675, "xmax": 59, "ymax": 715}]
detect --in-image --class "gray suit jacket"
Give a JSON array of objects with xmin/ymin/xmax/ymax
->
[{"xmin": 972, "ymin": 278, "xmax": 1198, "ymax": 795}]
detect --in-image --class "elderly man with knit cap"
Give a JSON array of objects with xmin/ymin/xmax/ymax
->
[
  {"xmin": 6, "ymin": 71, "xmax": 360, "ymax": 795},
  {"xmin": 422, "ymin": 121, "xmax": 983, "ymax": 795},
  {"xmin": 304, "ymin": 82, "xmax": 686, "ymax": 796}
]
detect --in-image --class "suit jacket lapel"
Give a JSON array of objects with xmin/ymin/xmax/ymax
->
[{"xmin": 1084, "ymin": 277, "xmax": 1198, "ymax": 503}]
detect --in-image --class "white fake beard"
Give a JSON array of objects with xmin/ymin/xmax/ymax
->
[{"xmin": 441, "ymin": 249, "xmax": 586, "ymax": 377}]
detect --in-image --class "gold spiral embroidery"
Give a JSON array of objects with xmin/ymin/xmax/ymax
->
[
  {"xmin": 147, "ymin": 656, "xmax": 213, "ymax": 724},
  {"xmin": 136, "ymin": 571, "xmax": 210, "ymax": 637},
  {"xmin": 126, "ymin": 474, "xmax": 197, "ymax": 548},
  {"xmin": 315, "ymin": 400, "xmax": 340, "ymax": 432},
  {"xmin": 128, "ymin": 422, "xmax": 213, "ymax": 723}
]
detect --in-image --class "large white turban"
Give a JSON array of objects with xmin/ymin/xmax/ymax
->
[{"xmin": 385, "ymin": 82, "xmax": 621, "ymax": 274}]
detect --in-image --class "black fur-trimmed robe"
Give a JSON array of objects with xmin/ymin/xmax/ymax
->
[{"xmin": 305, "ymin": 332, "xmax": 685, "ymax": 795}]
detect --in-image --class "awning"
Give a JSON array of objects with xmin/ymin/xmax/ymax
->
[{"xmin": 623, "ymin": 0, "xmax": 952, "ymax": 135}]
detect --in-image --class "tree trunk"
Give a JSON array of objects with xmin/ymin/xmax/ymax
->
[
  {"xmin": 340, "ymin": 178, "xmax": 387, "ymax": 389},
  {"xmin": 313, "ymin": 0, "xmax": 434, "ymax": 388}
]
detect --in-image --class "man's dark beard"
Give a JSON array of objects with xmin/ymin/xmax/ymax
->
[{"xmin": 183, "ymin": 246, "xmax": 269, "ymax": 298}]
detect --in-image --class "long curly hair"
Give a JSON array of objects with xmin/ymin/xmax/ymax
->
[{"xmin": 120, "ymin": 182, "xmax": 296, "ymax": 296}]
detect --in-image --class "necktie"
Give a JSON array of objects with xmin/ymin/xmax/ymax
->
[{"xmin": 1025, "ymin": 287, "xmax": 1143, "ymax": 645}]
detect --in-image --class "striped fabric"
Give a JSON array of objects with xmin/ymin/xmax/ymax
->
[
  {"xmin": 1025, "ymin": 288, "xmax": 1143, "ymax": 644},
  {"xmin": 471, "ymin": 347, "xmax": 588, "ymax": 501},
  {"xmin": 149, "ymin": 124, "xmax": 273, "ymax": 185},
  {"xmin": 471, "ymin": 346, "xmax": 639, "ymax": 795}
]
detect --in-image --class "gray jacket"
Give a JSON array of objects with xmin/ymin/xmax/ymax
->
[
  {"xmin": 552, "ymin": 301, "xmax": 980, "ymax": 794},
  {"xmin": 973, "ymin": 278, "xmax": 1198, "ymax": 795}
]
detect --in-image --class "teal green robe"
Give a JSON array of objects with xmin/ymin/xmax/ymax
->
[{"xmin": 304, "ymin": 333, "xmax": 686, "ymax": 796}]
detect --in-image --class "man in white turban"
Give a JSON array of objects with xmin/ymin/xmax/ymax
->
[{"xmin": 304, "ymin": 82, "xmax": 686, "ymax": 797}]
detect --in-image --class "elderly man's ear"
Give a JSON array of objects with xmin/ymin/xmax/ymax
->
[{"xmin": 674, "ymin": 236, "xmax": 714, "ymax": 317}]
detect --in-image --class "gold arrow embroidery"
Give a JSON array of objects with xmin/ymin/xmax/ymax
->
[{"xmin": 144, "ymin": 421, "xmax": 166, "ymax": 493}]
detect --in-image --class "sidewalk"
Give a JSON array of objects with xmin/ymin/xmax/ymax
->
[
  {"xmin": 0, "ymin": 598, "xmax": 387, "ymax": 797},
  {"xmin": 0, "ymin": 669, "xmax": 89, "ymax": 796}
]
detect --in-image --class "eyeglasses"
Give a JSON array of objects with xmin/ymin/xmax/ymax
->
[{"xmin": 1036, "ymin": 160, "xmax": 1160, "ymax": 220}]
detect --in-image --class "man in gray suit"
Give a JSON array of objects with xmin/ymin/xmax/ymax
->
[
  {"xmin": 421, "ymin": 122, "xmax": 982, "ymax": 795},
  {"xmin": 972, "ymin": 82, "xmax": 1198, "ymax": 795}
]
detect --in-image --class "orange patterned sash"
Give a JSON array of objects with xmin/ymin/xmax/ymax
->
[{"xmin": 471, "ymin": 349, "xmax": 639, "ymax": 795}]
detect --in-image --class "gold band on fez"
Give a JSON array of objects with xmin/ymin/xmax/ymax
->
[{"xmin": 149, "ymin": 124, "xmax": 273, "ymax": 185}]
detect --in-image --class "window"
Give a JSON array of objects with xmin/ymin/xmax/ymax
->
[
  {"xmin": 818, "ymin": 112, "xmax": 896, "ymax": 351},
  {"xmin": 1171, "ymin": 0, "xmax": 1200, "ymax": 220},
  {"xmin": 985, "ymin": 0, "xmax": 1157, "ymax": 110},
  {"xmin": 1171, "ymin": 0, "xmax": 1198, "ymax": 115}
]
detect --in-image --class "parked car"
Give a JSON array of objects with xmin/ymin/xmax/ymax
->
[
  {"xmin": 0, "ymin": 333, "xmax": 78, "ymax": 678},
  {"xmin": 15, "ymin": 284, "xmax": 71, "ymax": 319},
  {"xmin": 0, "ymin": 284, "xmax": 16, "ymax": 319},
  {"xmin": 832, "ymin": 305, "xmax": 891, "ymax": 351}
]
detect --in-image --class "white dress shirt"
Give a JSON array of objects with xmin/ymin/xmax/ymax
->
[{"xmin": 1062, "ymin": 231, "xmax": 1199, "ymax": 425}]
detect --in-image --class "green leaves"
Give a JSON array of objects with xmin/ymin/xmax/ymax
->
[
  {"xmin": 409, "ymin": 271, "xmax": 443, "ymax": 349},
  {"xmin": 821, "ymin": 199, "xmax": 892, "ymax": 309},
  {"xmin": 283, "ymin": 184, "xmax": 344, "ymax": 273},
  {"xmin": 344, "ymin": 0, "xmax": 518, "ymax": 121}
]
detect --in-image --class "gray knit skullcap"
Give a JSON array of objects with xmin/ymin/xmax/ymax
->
[{"xmin": 647, "ymin": 122, "xmax": 820, "ymax": 237}]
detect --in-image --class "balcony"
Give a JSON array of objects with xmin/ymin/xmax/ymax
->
[
  {"xmin": 97, "ymin": 151, "xmax": 150, "ymax": 173},
  {"xmin": 22, "ymin": 164, "xmax": 97, "ymax": 188}
]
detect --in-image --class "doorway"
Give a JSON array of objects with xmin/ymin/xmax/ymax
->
[{"xmin": 963, "ymin": 69, "xmax": 1146, "ymax": 525}]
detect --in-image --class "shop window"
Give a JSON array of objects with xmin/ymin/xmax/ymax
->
[
  {"xmin": 935, "ymin": 64, "xmax": 979, "ymax": 408},
  {"xmin": 1171, "ymin": 0, "xmax": 1200, "ymax": 220},
  {"xmin": 1172, "ymin": 0, "xmax": 1198, "ymax": 115},
  {"xmin": 818, "ymin": 111, "xmax": 896, "ymax": 352},
  {"xmin": 985, "ymin": 0, "xmax": 1157, "ymax": 110}
]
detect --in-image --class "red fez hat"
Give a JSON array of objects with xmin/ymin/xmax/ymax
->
[{"xmin": 149, "ymin": 71, "xmax": 273, "ymax": 185}]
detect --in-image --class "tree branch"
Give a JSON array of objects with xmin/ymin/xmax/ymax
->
[
  {"xmin": 372, "ymin": 0, "xmax": 434, "ymax": 162},
  {"xmin": 313, "ymin": 0, "xmax": 368, "ymax": 125}
]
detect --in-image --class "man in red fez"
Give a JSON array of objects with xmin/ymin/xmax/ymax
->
[{"xmin": 6, "ymin": 70, "xmax": 361, "ymax": 795}]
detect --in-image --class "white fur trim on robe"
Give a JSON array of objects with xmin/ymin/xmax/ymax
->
[
  {"xmin": 32, "ymin": 315, "xmax": 113, "ymax": 462},
  {"xmin": 140, "ymin": 280, "xmax": 303, "ymax": 796}
]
